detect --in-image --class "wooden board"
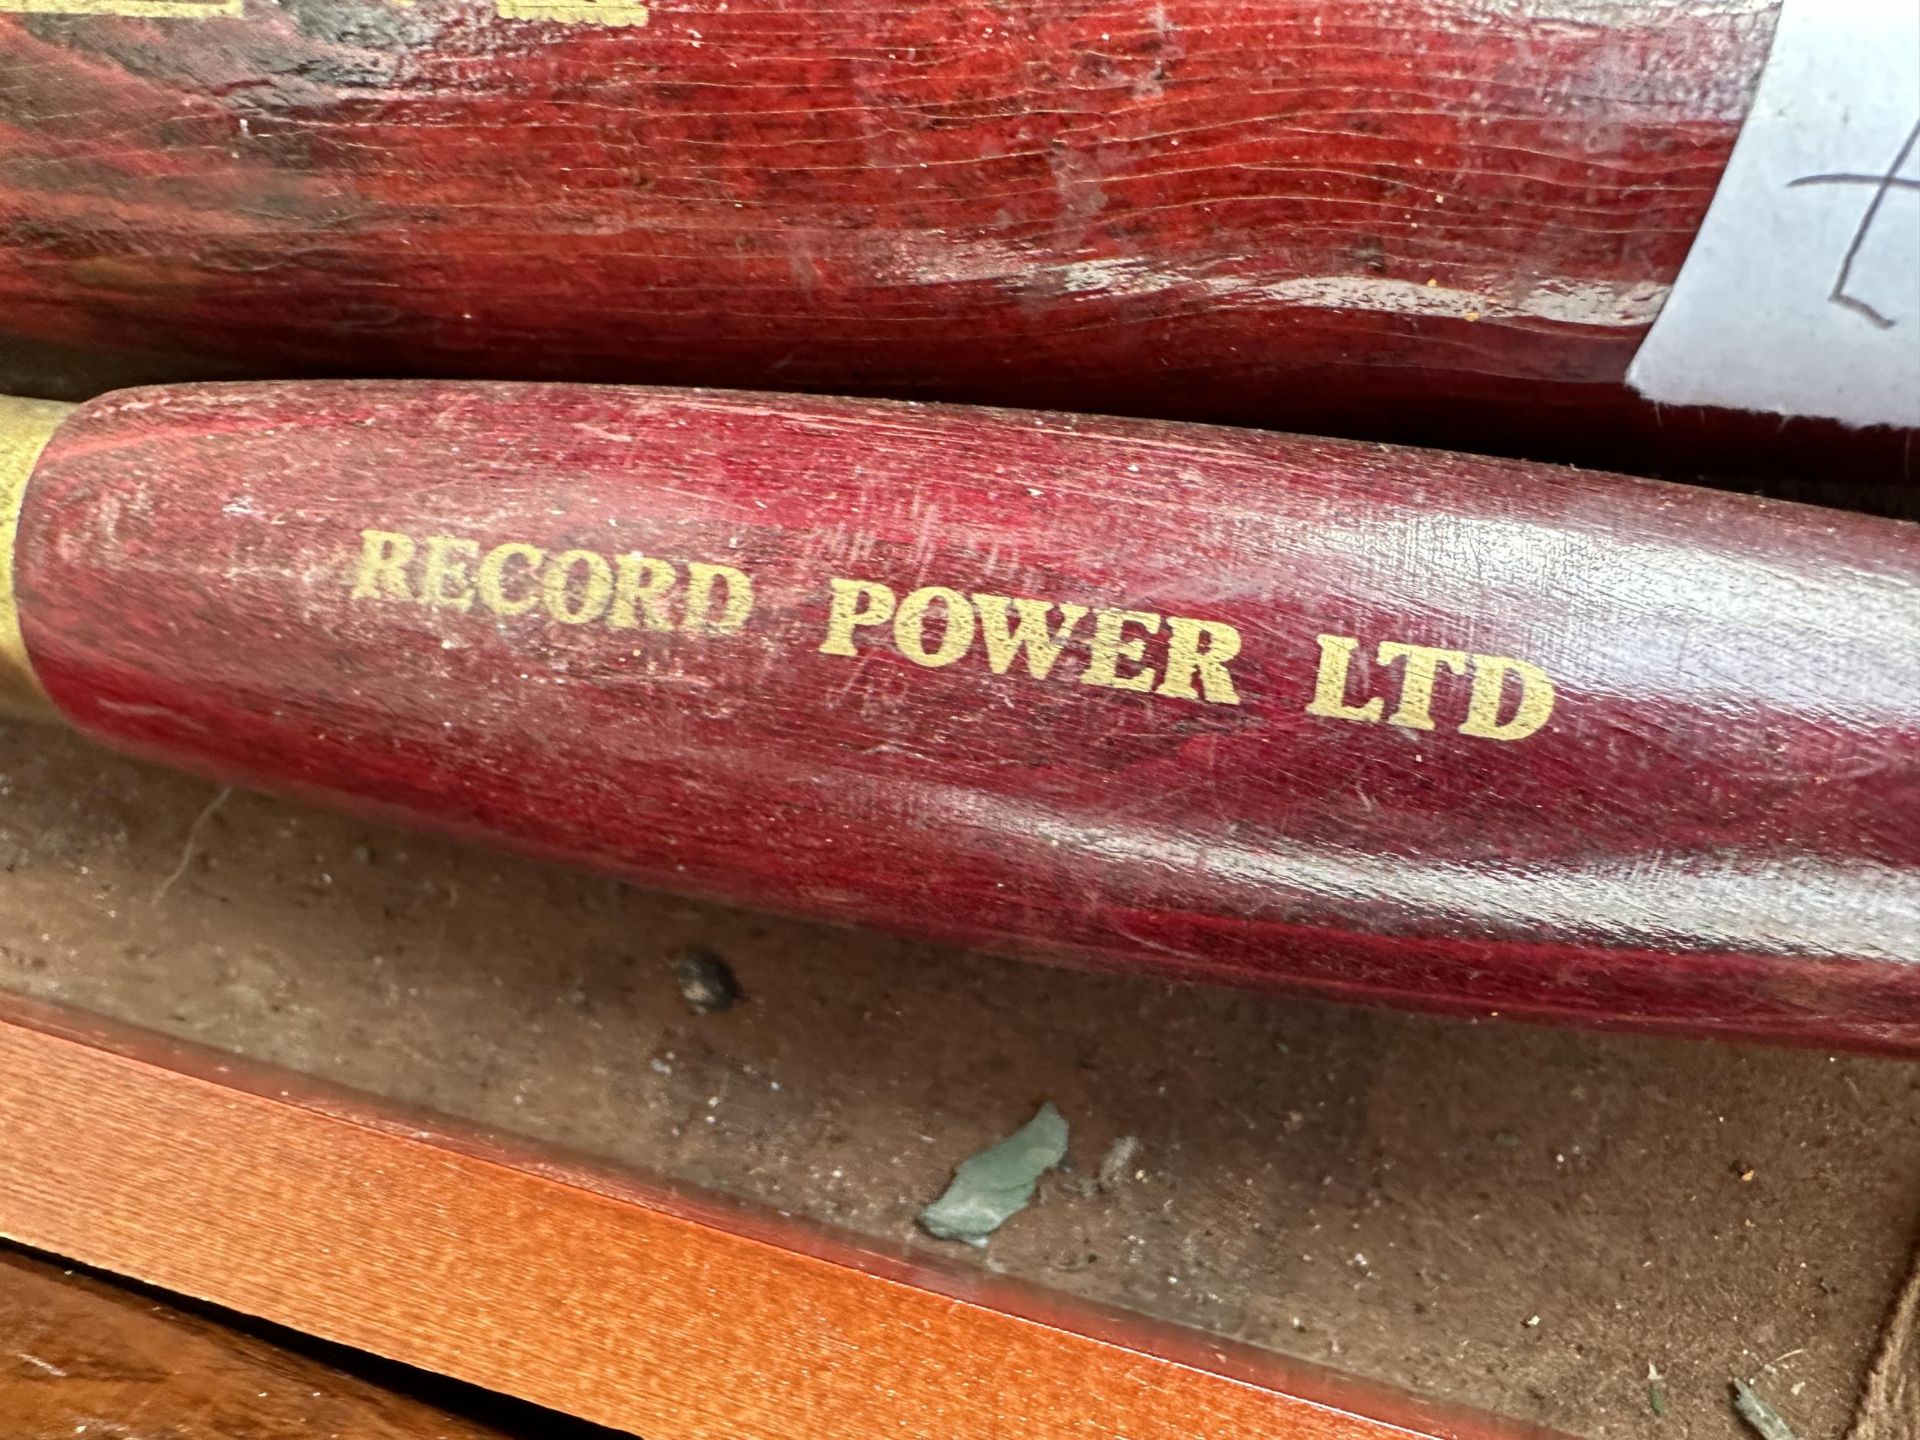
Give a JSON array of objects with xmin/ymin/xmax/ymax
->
[
  {"xmin": 0, "ymin": 1246, "xmax": 555, "ymax": 1439},
  {"xmin": 0, "ymin": 990, "xmax": 1566, "ymax": 1440}
]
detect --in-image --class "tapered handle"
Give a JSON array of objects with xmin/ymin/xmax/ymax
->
[{"xmin": 5, "ymin": 382, "xmax": 1917, "ymax": 1050}]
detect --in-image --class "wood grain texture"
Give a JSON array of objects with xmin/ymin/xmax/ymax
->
[
  {"xmin": 0, "ymin": 0, "xmax": 1789, "ymax": 453},
  {"xmin": 0, "ymin": 1248, "xmax": 524, "ymax": 1440},
  {"xmin": 0, "ymin": 991, "xmax": 1568, "ymax": 1440},
  {"xmin": 10, "ymin": 379, "xmax": 1920, "ymax": 1051}
]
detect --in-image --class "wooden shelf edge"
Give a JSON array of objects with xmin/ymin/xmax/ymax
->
[{"xmin": 0, "ymin": 991, "xmax": 1567, "ymax": 1440}]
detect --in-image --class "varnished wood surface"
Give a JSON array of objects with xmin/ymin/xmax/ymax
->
[
  {"xmin": 4, "ymin": 3, "xmax": 1914, "ymax": 506},
  {"xmin": 20, "ymin": 0, "xmax": 1915, "ymax": 501},
  {"xmin": 0, "ymin": 1247, "xmax": 533, "ymax": 1440},
  {"xmin": 0, "ymin": 0, "xmax": 1765, "ymax": 451},
  {"xmin": 13, "ymin": 380, "xmax": 1920, "ymax": 1050},
  {"xmin": 0, "ymin": 990, "xmax": 1568, "ymax": 1440}
]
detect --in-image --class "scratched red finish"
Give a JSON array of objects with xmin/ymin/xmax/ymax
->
[
  {"xmin": 12, "ymin": 381, "xmax": 1920, "ymax": 1050},
  {"xmin": 1, "ymin": 0, "xmax": 1784, "ymax": 452}
]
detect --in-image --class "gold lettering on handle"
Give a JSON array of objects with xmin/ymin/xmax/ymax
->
[
  {"xmin": 351, "ymin": 529, "xmax": 418, "ymax": 602},
  {"xmin": 819, "ymin": 578, "xmax": 896, "ymax": 655},
  {"xmin": 1376, "ymin": 641, "xmax": 1468, "ymax": 730},
  {"xmin": 542, "ymin": 549, "xmax": 614, "ymax": 625},
  {"xmin": 351, "ymin": 525, "xmax": 756, "ymax": 653},
  {"xmin": 818, "ymin": 576, "xmax": 1241, "ymax": 707},
  {"xmin": 1305, "ymin": 634, "xmax": 1383, "ymax": 723},
  {"xmin": 1461, "ymin": 655, "xmax": 1557, "ymax": 741},
  {"xmin": 1081, "ymin": 609, "xmax": 1160, "ymax": 693},
  {"xmin": 973, "ymin": 594, "xmax": 1086, "ymax": 680},
  {"xmin": 353, "ymin": 535, "xmax": 1572, "ymax": 737},
  {"xmin": 476, "ymin": 542, "xmax": 545, "ymax": 616},
  {"xmin": 495, "ymin": 0, "xmax": 648, "ymax": 24},
  {"xmin": 420, "ymin": 536, "xmax": 481, "ymax": 612},
  {"xmin": 1307, "ymin": 633, "xmax": 1557, "ymax": 741},
  {"xmin": 894, "ymin": 586, "xmax": 977, "ymax": 668},
  {"xmin": 683, "ymin": 562, "xmax": 754, "ymax": 636},
  {"xmin": 1159, "ymin": 617, "xmax": 1242, "ymax": 705},
  {"xmin": 609, "ymin": 553, "xmax": 677, "ymax": 631}
]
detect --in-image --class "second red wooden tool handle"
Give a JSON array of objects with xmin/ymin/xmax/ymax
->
[
  {"xmin": 0, "ymin": 0, "xmax": 1767, "ymax": 444},
  {"xmin": 6, "ymin": 382, "xmax": 1918, "ymax": 1050}
]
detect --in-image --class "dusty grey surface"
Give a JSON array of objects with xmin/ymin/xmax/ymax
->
[{"xmin": 0, "ymin": 722, "xmax": 1915, "ymax": 1439}]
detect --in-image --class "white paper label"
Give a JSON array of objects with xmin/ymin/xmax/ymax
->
[{"xmin": 1627, "ymin": 0, "xmax": 1920, "ymax": 428}]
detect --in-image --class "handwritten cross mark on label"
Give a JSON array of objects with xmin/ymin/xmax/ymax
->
[
  {"xmin": 1627, "ymin": 0, "xmax": 1920, "ymax": 428},
  {"xmin": 1789, "ymin": 117, "xmax": 1920, "ymax": 331}
]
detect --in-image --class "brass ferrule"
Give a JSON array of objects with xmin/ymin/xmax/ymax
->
[{"xmin": 0, "ymin": 396, "xmax": 74, "ymax": 723}]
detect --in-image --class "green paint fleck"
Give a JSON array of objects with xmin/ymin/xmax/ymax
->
[
  {"xmin": 1731, "ymin": 1380, "xmax": 1801, "ymax": 1440},
  {"xmin": 919, "ymin": 1103, "xmax": 1070, "ymax": 1247}
]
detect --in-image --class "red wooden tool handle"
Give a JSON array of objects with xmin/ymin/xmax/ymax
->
[
  {"xmin": 3, "ymin": 383, "xmax": 1916, "ymax": 1051},
  {"xmin": 0, "ymin": 0, "xmax": 1765, "ymax": 450}
]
